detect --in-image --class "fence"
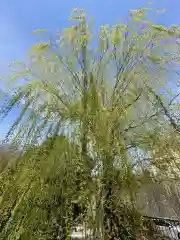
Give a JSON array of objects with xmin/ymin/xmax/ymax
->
[
  {"xmin": 143, "ymin": 216, "xmax": 180, "ymax": 240},
  {"xmin": 70, "ymin": 216, "xmax": 180, "ymax": 239}
]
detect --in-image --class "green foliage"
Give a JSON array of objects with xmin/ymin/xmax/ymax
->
[
  {"xmin": 0, "ymin": 135, "xmax": 93, "ymax": 239},
  {"xmin": 0, "ymin": 6, "xmax": 180, "ymax": 239}
]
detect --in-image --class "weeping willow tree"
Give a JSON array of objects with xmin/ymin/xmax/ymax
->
[
  {"xmin": 0, "ymin": 6, "xmax": 180, "ymax": 239},
  {"xmin": 0, "ymin": 135, "xmax": 95, "ymax": 239}
]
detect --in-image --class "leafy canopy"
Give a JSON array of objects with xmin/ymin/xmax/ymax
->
[{"xmin": 0, "ymin": 6, "xmax": 180, "ymax": 239}]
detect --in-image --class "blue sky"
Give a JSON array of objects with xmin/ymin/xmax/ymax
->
[{"xmin": 0, "ymin": 0, "xmax": 180, "ymax": 139}]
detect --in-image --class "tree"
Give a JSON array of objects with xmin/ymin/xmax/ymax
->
[
  {"xmin": 0, "ymin": 6, "xmax": 180, "ymax": 239},
  {"xmin": 0, "ymin": 135, "xmax": 93, "ymax": 239}
]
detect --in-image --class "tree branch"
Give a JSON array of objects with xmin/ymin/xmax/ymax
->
[{"xmin": 149, "ymin": 88, "xmax": 180, "ymax": 132}]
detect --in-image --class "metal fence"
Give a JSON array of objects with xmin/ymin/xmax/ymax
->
[
  {"xmin": 70, "ymin": 216, "xmax": 180, "ymax": 239},
  {"xmin": 143, "ymin": 216, "xmax": 180, "ymax": 240}
]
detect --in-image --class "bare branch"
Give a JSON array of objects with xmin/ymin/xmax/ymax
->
[
  {"xmin": 169, "ymin": 92, "xmax": 180, "ymax": 106},
  {"xmin": 149, "ymin": 88, "xmax": 180, "ymax": 132}
]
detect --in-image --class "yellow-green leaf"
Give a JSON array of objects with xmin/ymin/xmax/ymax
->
[
  {"xmin": 33, "ymin": 29, "xmax": 47, "ymax": 34},
  {"xmin": 151, "ymin": 24, "xmax": 167, "ymax": 32}
]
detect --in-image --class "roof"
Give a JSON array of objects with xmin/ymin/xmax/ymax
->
[{"xmin": 135, "ymin": 181, "xmax": 180, "ymax": 220}]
